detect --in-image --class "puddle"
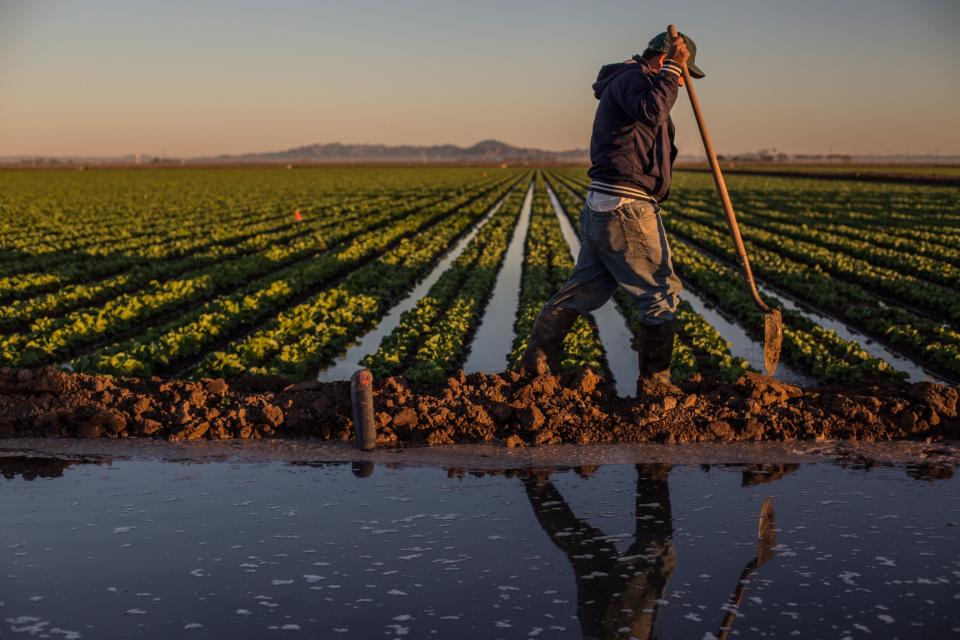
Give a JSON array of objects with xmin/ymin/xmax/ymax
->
[
  {"xmin": 3, "ymin": 440, "xmax": 959, "ymax": 639},
  {"xmin": 546, "ymin": 186, "xmax": 639, "ymax": 397},
  {"xmin": 318, "ymin": 188, "xmax": 517, "ymax": 382},
  {"xmin": 464, "ymin": 183, "xmax": 534, "ymax": 374}
]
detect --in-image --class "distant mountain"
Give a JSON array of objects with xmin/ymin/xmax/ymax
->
[{"xmin": 209, "ymin": 139, "xmax": 588, "ymax": 164}]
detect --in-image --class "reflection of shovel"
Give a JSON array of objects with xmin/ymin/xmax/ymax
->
[
  {"xmin": 667, "ymin": 24, "xmax": 783, "ymax": 376},
  {"xmin": 716, "ymin": 497, "xmax": 776, "ymax": 639}
]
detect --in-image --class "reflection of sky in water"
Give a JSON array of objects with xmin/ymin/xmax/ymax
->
[{"xmin": 2, "ymin": 451, "xmax": 959, "ymax": 639}]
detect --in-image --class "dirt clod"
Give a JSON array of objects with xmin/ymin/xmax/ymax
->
[
  {"xmin": 205, "ymin": 378, "xmax": 229, "ymax": 396},
  {"xmin": 0, "ymin": 367, "xmax": 956, "ymax": 447}
]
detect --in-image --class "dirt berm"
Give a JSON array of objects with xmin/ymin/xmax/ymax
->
[{"xmin": 0, "ymin": 367, "xmax": 957, "ymax": 446}]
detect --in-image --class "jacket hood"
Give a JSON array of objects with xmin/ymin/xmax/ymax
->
[{"xmin": 592, "ymin": 55, "xmax": 649, "ymax": 99}]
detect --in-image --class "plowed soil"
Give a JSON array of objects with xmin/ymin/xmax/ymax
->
[{"xmin": 1, "ymin": 367, "xmax": 957, "ymax": 446}]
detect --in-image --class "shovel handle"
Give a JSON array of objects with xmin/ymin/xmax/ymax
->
[{"xmin": 666, "ymin": 25, "xmax": 774, "ymax": 314}]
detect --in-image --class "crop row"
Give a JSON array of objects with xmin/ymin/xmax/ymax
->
[
  {"xmin": 667, "ymin": 201, "xmax": 960, "ymax": 322},
  {"xmin": 0, "ymin": 187, "xmax": 468, "ymax": 332},
  {"xmin": 0, "ymin": 186, "xmax": 421, "ymax": 301},
  {"xmin": 559, "ymin": 169, "xmax": 960, "ymax": 247},
  {"xmin": 655, "ymin": 208, "xmax": 960, "ymax": 378},
  {"xmin": 672, "ymin": 193, "xmax": 960, "ymax": 286},
  {"xmin": 0, "ymin": 167, "xmax": 492, "ymax": 254},
  {"xmin": 3, "ymin": 186, "xmax": 474, "ymax": 367},
  {"xmin": 1, "ymin": 175, "xmax": 516, "ymax": 371},
  {"xmin": 361, "ymin": 184, "xmax": 529, "ymax": 383},
  {"xmin": 483, "ymin": 170, "xmax": 960, "ymax": 324},
  {"xmin": 668, "ymin": 240, "xmax": 904, "ymax": 383},
  {"xmin": 700, "ymin": 174, "xmax": 960, "ymax": 227},
  {"xmin": 679, "ymin": 192, "xmax": 960, "ymax": 268},
  {"xmin": 551, "ymin": 168, "xmax": 960, "ymax": 379},
  {"xmin": 508, "ymin": 174, "xmax": 605, "ymax": 372},
  {"xmin": 547, "ymin": 172, "xmax": 906, "ymax": 384},
  {"xmin": 191, "ymin": 176, "xmax": 527, "ymax": 380},
  {"xmin": 2, "ymin": 195, "xmax": 314, "ymax": 281},
  {"xmin": 1, "ymin": 172, "xmax": 505, "ymax": 298}
]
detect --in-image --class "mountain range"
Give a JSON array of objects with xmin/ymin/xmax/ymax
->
[{"xmin": 209, "ymin": 139, "xmax": 589, "ymax": 164}]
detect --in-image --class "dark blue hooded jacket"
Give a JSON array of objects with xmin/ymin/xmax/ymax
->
[{"xmin": 587, "ymin": 56, "xmax": 682, "ymax": 203}]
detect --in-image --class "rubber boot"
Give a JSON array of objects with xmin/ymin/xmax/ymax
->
[
  {"xmin": 636, "ymin": 319, "xmax": 680, "ymax": 397},
  {"xmin": 519, "ymin": 306, "xmax": 579, "ymax": 376}
]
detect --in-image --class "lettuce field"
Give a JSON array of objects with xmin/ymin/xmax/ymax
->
[{"xmin": 1, "ymin": 166, "xmax": 958, "ymax": 390}]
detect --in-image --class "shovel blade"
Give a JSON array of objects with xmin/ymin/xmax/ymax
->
[
  {"xmin": 763, "ymin": 308, "xmax": 783, "ymax": 376},
  {"xmin": 756, "ymin": 497, "xmax": 776, "ymax": 566}
]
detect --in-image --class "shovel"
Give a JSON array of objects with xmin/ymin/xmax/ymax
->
[{"xmin": 667, "ymin": 24, "xmax": 783, "ymax": 376}]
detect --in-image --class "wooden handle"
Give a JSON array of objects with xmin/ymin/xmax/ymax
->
[{"xmin": 666, "ymin": 24, "xmax": 773, "ymax": 314}]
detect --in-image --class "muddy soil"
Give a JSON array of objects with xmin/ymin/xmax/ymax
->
[{"xmin": 0, "ymin": 366, "xmax": 957, "ymax": 446}]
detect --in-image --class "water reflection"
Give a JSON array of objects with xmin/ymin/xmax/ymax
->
[
  {"xmin": 716, "ymin": 497, "xmax": 776, "ymax": 640},
  {"xmin": 0, "ymin": 454, "xmax": 107, "ymax": 481},
  {"xmin": 3, "ymin": 445, "xmax": 959, "ymax": 639},
  {"xmin": 516, "ymin": 465, "xmax": 785, "ymax": 640},
  {"xmin": 521, "ymin": 464, "xmax": 676, "ymax": 639},
  {"xmin": 445, "ymin": 458, "xmax": 957, "ymax": 639}
]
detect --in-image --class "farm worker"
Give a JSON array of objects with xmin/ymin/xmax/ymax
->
[{"xmin": 520, "ymin": 31, "xmax": 704, "ymax": 396}]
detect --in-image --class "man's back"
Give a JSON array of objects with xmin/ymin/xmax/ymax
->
[{"xmin": 587, "ymin": 55, "xmax": 681, "ymax": 203}]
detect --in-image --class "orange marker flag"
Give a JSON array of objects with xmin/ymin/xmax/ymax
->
[{"xmin": 294, "ymin": 209, "xmax": 303, "ymax": 222}]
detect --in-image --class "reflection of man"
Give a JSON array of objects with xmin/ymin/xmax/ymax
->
[{"xmin": 520, "ymin": 464, "xmax": 676, "ymax": 639}]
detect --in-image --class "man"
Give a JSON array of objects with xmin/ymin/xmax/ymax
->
[{"xmin": 520, "ymin": 31, "xmax": 705, "ymax": 395}]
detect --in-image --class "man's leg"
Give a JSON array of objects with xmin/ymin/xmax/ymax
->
[
  {"xmin": 582, "ymin": 200, "xmax": 683, "ymax": 394},
  {"xmin": 519, "ymin": 208, "xmax": 618, "ymax": 375}
]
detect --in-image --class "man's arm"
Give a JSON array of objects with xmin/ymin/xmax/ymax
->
[
  {"xmin": 610, "ymin": 36, "xmax": 691, "ymax": 126},
  {"xmin": 610, "ymin": 65, "xmax": 681, "ymax": 126}
]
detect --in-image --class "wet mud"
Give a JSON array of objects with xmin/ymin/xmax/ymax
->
[{"xmin": 0, "ymin": 366, "xmax": 957, "ymax": 446}]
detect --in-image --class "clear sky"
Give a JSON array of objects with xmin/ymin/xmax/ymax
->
[{"xmin": 1, "ymin": 0, "xmax": 958, "ymax": 157}]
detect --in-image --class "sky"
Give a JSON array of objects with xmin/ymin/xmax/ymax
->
[{"xmin": 1, "ymin": 0, "xmax": 958, "ymax": 158}]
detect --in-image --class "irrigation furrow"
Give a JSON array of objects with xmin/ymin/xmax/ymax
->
[
  {"xmin": 507, "ymin": 175, "xmax": 607, "ymax": 384},
  {"xmin": 188, "ymin": 176, "xmax": 525, "ymax": 380},
  {"xmin": 463, "ymin": 184, "xmax": 535, "ymax": 374},
  {"xmin": 548, "ymin": 170, "xmax": 959, "ymax": 382},
  {"xmin": 670, "ymin": 235, "xmax": 949, "ymax": 385},
  {"xmin": 355, "ymin": 183, "xmax": 529, "ymax": 384},
  {"xmin": 320, "ymin": 183, "xmax": 523, "ymax": 381},
  {"xmin": 55, "ymin": 178, "xmax": 516, "ymax": 374}
]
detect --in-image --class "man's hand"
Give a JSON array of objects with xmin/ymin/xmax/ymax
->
[{"xmin": 666, "ymin": 36, "xmax": 690, "ymax": 67}]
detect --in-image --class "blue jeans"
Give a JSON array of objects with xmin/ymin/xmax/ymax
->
[{"xmin": 549, "ymin": 200, "xmax": 682, "ymax": 324}]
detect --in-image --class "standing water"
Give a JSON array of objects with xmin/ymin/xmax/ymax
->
[
  {"xmin": 464, "ymin": 183, "xmax": 534, "ymax": 374},
  {"xmin": 3, "ymin": 440, "xmax": 959, "ymax": 639},
  {"xmin": 318, "ymin": 187, "xmax": 517, "ymax": 381}
]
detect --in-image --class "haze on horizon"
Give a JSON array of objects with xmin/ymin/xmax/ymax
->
[{"xmin": 1, "ymin": 0, "xmax": 958, "ymax": 159}]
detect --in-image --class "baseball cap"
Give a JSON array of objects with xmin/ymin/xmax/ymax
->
[{"xmin": 647, "ymin": 31, "xmax": 705, "ymax": 78}]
